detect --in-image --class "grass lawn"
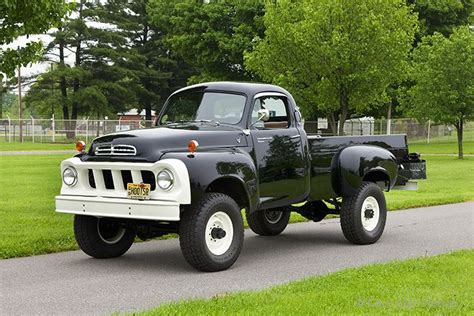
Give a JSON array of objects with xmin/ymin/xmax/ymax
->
[
  {"xmin": 137, "ymin": 250, "xmax": 474, "ymax": 315},
  {"xmin": 409, "ymin": 140, "xmax": 474, "ymax": 155},
  {"xmin": 1, "ymin": 149, "xmax": 473, "ymax": 259},
  {"xmin": 0, "ymin": 141, "xmax": 75, "ymax": 151}
]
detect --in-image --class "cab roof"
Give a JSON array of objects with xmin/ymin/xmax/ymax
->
[{"xmin": 171, "ymin": 81, "xmax": 290, "ymax": 98}]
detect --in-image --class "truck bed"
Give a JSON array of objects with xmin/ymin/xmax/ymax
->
[{"xmin": 307, "ymin": 134, "xmax": 409, "ymax": 200}]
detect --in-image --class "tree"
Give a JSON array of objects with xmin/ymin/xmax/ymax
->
[
  {"xmin": 98, "ymin": 0, "xmax": 189, "ymax": 123},
  {"xmin": 148, "ymin": 0, "xmax": 265, "ymax": 83},
  {"xmin": 409, "ymin": 0, "xmax": 473, "ymax": 38},
  {"xmin": 0, "ymin": 0, "xmax": 70, "ymax": 78},
  {"xmin": 0, "ymin": 81, "xmax": 7, "ymax": 118},
  {"xmin": 246, "ymin": 0, "xmax": 418, "ymax": 135},
  {"xmin": 401, "ymin": 26, "xmax": 473, "ymax": 159}
]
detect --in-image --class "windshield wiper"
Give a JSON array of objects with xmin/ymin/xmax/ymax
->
[{"xmin": 163, "ymin": 119, "xmax": 244, "ymax": 132}]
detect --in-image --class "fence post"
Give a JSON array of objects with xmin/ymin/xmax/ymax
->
[
  {"xmin": 31, "ymin": 116, "xmax": 35, "ymax": 143},
  {"xmin": 7, "ymin": 115, "xmax": 11, "ymax": 142},
  {"xmin": 427, "ymin": 120, "xmax": 431, "ymax": 144},
  {"xmin": 51, "ymin": 114, "xmax": 55, "ymax": 143},
  {"xmin": 86, "ymin": 118, "xmax": 89, "ymax": 144}
]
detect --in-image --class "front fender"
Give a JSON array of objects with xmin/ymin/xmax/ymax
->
[
  {"xmin": 337, "ymin": 145, "xmax": 398, "ymax": 196},
  {"xmin": 161, "ymin": 149, "xmax": 259, "ymax": 211}
]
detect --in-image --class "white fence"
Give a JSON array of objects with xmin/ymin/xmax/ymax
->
[
  {"xmin": 304, "ymin": 118, "xmax": 472, "ymax": 142},
  {"xmin": 1, "ymin": 116, "xmax": 471, "ymax": 143},
  {"xmin": 0, "ymin": 117, "xmax": 155, "ymax": 143}
]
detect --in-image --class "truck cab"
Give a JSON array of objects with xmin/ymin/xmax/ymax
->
[{"xmin": 56, "ymin": 82, "xmax": 426, "ymax": 272}]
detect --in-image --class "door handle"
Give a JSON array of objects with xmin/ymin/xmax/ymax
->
[
  {"xmin": 290, "ymin": 134, "xmax": 301, "ymax": 139},
  {"xmin": 257, "ymin": 137, "xmax": 273, "ymax": 142}
]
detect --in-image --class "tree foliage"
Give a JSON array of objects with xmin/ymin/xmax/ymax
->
[
  {"xmin": 0, "ymin": 0, "xmax": 70, "ymax": 78},
  {"xmin": 409, "ymin": 0, "xmax": 473, "ymax": 38},
  {"xmin": 401, "ymin": 26, "xmax": 474, "ymax": 159},
  {"xmin": 246, "ymin": 0, "xmax": 418, "ymax": 135},
  {"xmin": 149, "ymin": 0, "xmax": 265, "ymax": 83}
]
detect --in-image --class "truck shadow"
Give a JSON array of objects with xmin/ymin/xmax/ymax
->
[{"xmin": 69, "ymin": 224, "xmax": 349, "ymax": 273}]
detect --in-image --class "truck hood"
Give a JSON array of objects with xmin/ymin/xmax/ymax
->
[{"xmin": 82, "ymin": 125, "xmax": 248, "ymax": 162}]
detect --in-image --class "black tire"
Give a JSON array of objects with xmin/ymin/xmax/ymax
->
[
  {"xmin": 246, "ymin": 208, "xmax": 291, "ymax": 236},
  {"xmin": 179, "ymin": 193, "xmax": 244, "ymax": 272},
  {"xmin": 340, "ymin": 182, "xmax": 387, "ymax": 245},
  {"xmin": 74, "ymin": 215, "xmax": 136, "ymax": 259}
]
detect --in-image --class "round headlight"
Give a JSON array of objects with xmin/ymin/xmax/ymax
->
[
  {"xmin": 157, "ymin": 169, "xmax": 174, "ymax": 190},
  {"xmin": 62, "ymin": 167, "xmax": 78, "ymax": 186}
]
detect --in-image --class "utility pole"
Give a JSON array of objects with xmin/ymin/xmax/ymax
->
[{"xmin": 18, "ymin": 66, "xmax": 23, "ymax": 142}]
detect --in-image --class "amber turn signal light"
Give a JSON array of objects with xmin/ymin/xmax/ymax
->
[
  {"xmin": 188, "ymin": 140, "xmax": 199, "ymax": 153},
  {"xmin": 75, "ymin": 140, "xmax": 86, "ymax": 152}
]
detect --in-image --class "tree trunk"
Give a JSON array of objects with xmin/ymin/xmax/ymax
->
[
  {"xmin": 58, "ymin": 36, "xmax": 70, "ymax": 138},
  {"xmin": 337, "ymin": 87, "xmax": 349, "ymax": 136},
  {"xmin": 338, "ymin": 107, "xmax": 348, "ymax": 136},
  {"xmin": 0, "ymin": 89, "xmax": 3, "ymax": 119},
  {"xmin": 328, "ymin": 112, "xmax": 338, "ymax": 135},
  {"xmin": 455, "ymin": 118, "xmax": 464, "ymax": 160},
  {"xmin": 68, "ymin": 0, "xmax": 84, "ymax": 140},
  {"xmin": 145, "ymin": 105, "xmax": 152, "ymax": 127}
]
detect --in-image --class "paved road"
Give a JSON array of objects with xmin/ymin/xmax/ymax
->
[{"xmin": 1, "ymin": 202, "xmax": 473, "ymax": 315}]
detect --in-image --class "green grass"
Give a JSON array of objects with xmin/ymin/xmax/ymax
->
[
  {"xmin": 409, "ymin": 140, "xmax": 474, "ymax": 155},
  {"xmin": 0, "ymin": 142, "xmax": 75, "ymax": 151},
  {"xmin": 0, "ymin": 149, "xmax": 473, "ymax": 259},
  {"xmin": 385, "ymin": 156, "xmax": 474, "ymax": 210},
  {"xmin": 0, "ymin": 154, "xmax": 76, "ymax": 259},
  {"xmin": 136, "ymin": 250, "xmax": 474, "ymax": 315}
]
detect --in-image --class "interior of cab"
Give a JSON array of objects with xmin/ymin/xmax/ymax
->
[{"xmin": 251, "ymin": 96, "xmax": 290, "ymax": 129}]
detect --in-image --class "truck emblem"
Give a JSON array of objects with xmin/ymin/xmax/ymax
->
[{"xmin": 236, "ymin": 137, "xmax": 241, "ymax": 143}]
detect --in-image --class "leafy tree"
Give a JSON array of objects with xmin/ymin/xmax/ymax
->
[
  {"xmin": 97, "ymin": 0, "xmax": 190, "ymax": 123},
  {"xmin": 409, "ymin": 0, "xmax": 473, "ymax": 38},
  {"xmin": 26, "ymin": 0, "xmax": 138, "ymax": 137},
  {"xmin": 149, "ymin": 0, "xmax": 264, "ymax": 83},
  {"xmin": 0, "ymin": 0, "xmax": 70, "ymax": 78},
  {"xmin": 401, "ymin": 26, "xmax": 473, "ymax": 159},
  {"xmin": 246, "ymin": 0, "xmax": 418, "ymax": 135}
]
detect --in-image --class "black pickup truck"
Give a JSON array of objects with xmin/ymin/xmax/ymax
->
[{"xmin": 56, "ymin": 82, "xmax": 426, "ymax": 272}]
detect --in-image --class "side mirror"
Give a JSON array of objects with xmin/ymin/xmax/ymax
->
[{"xmin": 257, "ymin": 109, "xmax": 270, "ymax": 122}]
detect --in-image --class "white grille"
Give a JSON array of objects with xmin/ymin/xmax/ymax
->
[{"xmin": 95, "ymin": 144, "xmax": 137, "ymax": 156}]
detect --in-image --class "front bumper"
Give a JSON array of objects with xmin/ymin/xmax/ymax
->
[
  {"xmin": 56, "ymin": 195, "xmax": 180, "ymax": 221},
  {"xmin": 55, "ymin": 157, "xmax": 191, "ymax": 221}
]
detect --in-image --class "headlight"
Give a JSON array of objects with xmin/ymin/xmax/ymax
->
[
  {"xmin": 157, "ymin": 169, "xmax": 174, "ymax": 190},
  {"xmin": 62, "ymin": 167, "xmax": 78, "ymax": 186}
]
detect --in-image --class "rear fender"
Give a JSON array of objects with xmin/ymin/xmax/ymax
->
[{"xmin": 337, "ymin": 145, "xmax": 398, "ymax": 196}]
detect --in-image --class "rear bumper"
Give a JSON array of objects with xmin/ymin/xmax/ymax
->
[{"xmin": 55, "ymin": 195, "xmax": 180, "ymax": 221}]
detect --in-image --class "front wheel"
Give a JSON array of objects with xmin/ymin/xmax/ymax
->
[
  {"xmin": 340, "ymin": 182, "xmax": 387, "ymax": 245},
  {"xmin": 74, "ymin": 215, "xmax": 136, "ymax": 258},
  {"xmin": 179, "ymin": 193, "xmax": 244, "ymax": 272}
]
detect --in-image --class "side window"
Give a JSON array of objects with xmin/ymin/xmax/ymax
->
[{"xmin": 251, "ymin": 96, "xmax": 290, "ymax": 129}]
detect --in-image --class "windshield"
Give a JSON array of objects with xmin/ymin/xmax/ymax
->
[{"xmin": 159, "ymin": 92, "xmax": 246, "ymax": 125}]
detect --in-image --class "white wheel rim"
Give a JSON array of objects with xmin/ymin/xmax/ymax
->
[
  {"xmin": 205, "ymin": 211, "xmax": 234, "ymax": 256},
  {"xmin": 264, "ymin": 210, "xmax": 283, "ymax": 224},
  {"xmin": 361, "ymin": 196, "xmax": 380, "ymax": 232}
]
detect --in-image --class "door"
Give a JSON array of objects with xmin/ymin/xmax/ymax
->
[{"xmin": 250, "ymin": 94, "xmax": 307, "ymax": 209}]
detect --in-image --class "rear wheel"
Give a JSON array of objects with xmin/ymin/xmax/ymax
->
[
  {"xmin": 246, "ymin": 208, "xmax": 291, "ymax": 236},
  {"xmin": 340, "ymin": 182, "xmax": 387, "ymax": 245},
  {"xmin": 179, "ymin": 193, "xmax": 244, "ymax": 272},
  {"xmin": 74, "ymin": 215, "xmax": 136, "ymax": 258}
]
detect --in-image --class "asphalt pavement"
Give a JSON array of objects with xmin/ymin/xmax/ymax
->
[{"xmin": 1, "ymin": 202, "xmax": 472, "ymax": 315}]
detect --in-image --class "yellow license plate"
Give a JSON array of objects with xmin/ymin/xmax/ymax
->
[{"xmin": 127, "ymin": 183, "xmax": 151, "ymax": 200}]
